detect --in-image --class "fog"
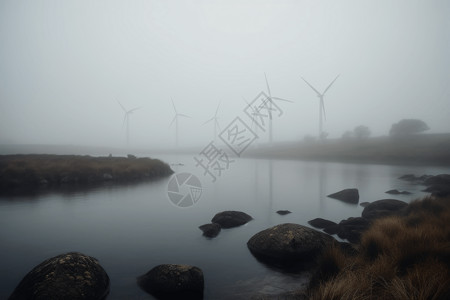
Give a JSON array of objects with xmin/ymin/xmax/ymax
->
[{"xmin": 1, "ymin": 0, "xmax": 449, "ymax": 150}]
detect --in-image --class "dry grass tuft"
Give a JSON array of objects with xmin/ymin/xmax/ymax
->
[{"xmin": 309, "ymin": 196, "xmax": 450, "ymax": 300}]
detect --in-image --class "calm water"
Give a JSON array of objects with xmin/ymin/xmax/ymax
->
[{"xmin": 1, "ymin": 155, "xmax": 448, "ymax": 299}]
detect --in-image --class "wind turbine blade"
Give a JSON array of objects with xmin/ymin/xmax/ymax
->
[
  {"xmin": 178, "ymin": 114, "xmax": 191, "ymax": 118},
  {"xmin": 323, "ymin": 74, "xmax": 340, "ymax": 95},
  {"xmin": 301, "ymin": 77, "xmax": 321, "ymax": 96},
  {"xmin": 169, "ymin": 115, "xmax": 177, "ymax": 127},
  {"xmin": 171, "ymin": 98, "xmax": 177, "ymax": 113},
  {"xmin": 272, "ymin": 97, "xmax": 293, "ymax": 103},
  {"xmin": 118, "ymin": 101, "xmax": 127, "ymax": 112},
  {"xmin": 321, "ymin": 100, "xmax": 327, "ymax": 121},
  {"xmin": 128, "ymin": 107, "xmax": 141, "ymax": 113},
  {"xmin": 264, "ymin": 73, "xmax": 272, "ymax": 97}
]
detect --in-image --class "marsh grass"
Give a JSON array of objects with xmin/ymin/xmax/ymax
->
[
  {"xmin": 0, "ymin": 154, "xmax": 173, "ymax": 191},
  {"xmin": 309, "ymin": 196, "xmax": 450, "ymax": 299}
]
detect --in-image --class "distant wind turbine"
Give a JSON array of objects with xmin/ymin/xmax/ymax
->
[
  {"xmin": 118, "ymin": 101, "xmax": 140, "ymax": 147},
  {"xmin": 203, "ymin": 101, "xmax": 221, "ymax": 142},
  {"xmin": 170, "ymin": 98, "xmax": 191, "ymax": 148},
  {"xmin": 264, "ymin": 73, "xmax": 293, "ymax": 143},
  {"xmin": 301, "ymin": 75, "xmax": 340, "ymax": 139}
]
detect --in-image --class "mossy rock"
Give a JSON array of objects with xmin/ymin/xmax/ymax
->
[{"xmin": 9, "ymin": 252, "xmax": 110, "ymax": 300}]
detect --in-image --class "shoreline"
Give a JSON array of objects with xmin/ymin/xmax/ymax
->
[{"xmin": 245, "ymin": 133, "xmax": 450, "ymax": 167}]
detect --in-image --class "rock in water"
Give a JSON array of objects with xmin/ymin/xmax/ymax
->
[
  {"xmin": 327, "ymin": 189, "xmax": 359, "ymax": 204},
  {"xmin": 361, "ymin": 199, "xmax": 408, "ymax": 219},
  {"xmin": 308, "ymin": 218, "xmax": 337, "ymax": 229},
  {"xmin": 137, "ymin": 264, "xmax": 204, "ymax": 299},
  {"xmin": 211, "ymin": 211, "xmax": 253, "ymax": 228},
  {"xmin": 276, "ymin": 210, "xmax": 292, "ymax": 215},
  {"xmin": 247, "ymin": 223, "xmax": 335, "ymax": 266},
  {"xmin": 385, "ymin": 189, "xmax": 411, "ymax": 195},
  {"xmin": 199, "ymin": 223, "xmax": 221, "ymax": 238},
  {"xmin": 9, "ymin": 252, "xmax": 110, "ymax": 300}
]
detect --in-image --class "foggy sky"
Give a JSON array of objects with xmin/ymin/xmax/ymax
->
[{"xmin": 1, "ymin": 0, "xmax": 449, "ymax": 150}]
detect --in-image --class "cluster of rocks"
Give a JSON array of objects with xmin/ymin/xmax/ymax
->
[
  {"xmin": 198, "ymin": 210, "xmax": 292, "ymax": 238},
  {"xmin": 9, "ymin": 252, "xmax": 204, "ymax": 300},
  {"xmin": 307, "ymin": 173, "xmax": 450, "ymax": 244},
  {"xmin": 10, "ymin": 210, "xmax": 299, "ymax": 300},
  {"xmin": 198, "ymin": 210, "xmax": 253, "ymax": 238},
  {"xmin": 397, "ymin": 173, "xmax": 450, "ymax": 197},
  {"xmin": 309, "ymin": 199, "xmax": 408, "ymax": 243}
]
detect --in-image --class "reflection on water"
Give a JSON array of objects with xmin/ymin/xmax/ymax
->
[{"xmin": 0, "ymin": 155, "xmax": 448, "ymax": 299}]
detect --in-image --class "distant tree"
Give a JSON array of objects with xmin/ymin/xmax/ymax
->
[
  {"xmin": 353, "ymin": 125, "xmax": 371, "ymax": 139},
  {"xmin": 389, "ymin": 119, "xmax": 429, "ymax": 136}
]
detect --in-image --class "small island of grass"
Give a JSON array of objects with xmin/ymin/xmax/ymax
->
[{"xmin": 0, "ymin": 154, "xmax": 174, "ymax": 193}]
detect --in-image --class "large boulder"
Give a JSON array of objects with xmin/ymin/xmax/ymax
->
[
  {"xmin": 423, "ymin": 184, "xmax": 450, "ymax": 197},
  {"xmin": 137, "ymin": 264, "xmax": 204, "ymax": 299},
  {"xmin": 211, "ymin": 211, "xmax": 253, "ymax": 228},
  {"xmin": 9, "ymin": 252, "xmax": 110, "ymax": 300},
  {"xmin": 361, "ymin": 199, "xmax": 408, "ymax": 220},
  {"xmin": 247, "ymin": 223, "xmax": 335, "ymax": 266},
  {"xmin": 327, "ymin": 189, "xmax": 359, "ymax": 204},
  {"xmin": 198, "ymin": 223, "xmax": 221, "ymax": 238}
]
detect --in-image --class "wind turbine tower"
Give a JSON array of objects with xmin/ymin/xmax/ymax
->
[
  {"xmin": 203, "ymin": 101, "xmax": 221, "ymax": 142},
  {"xmin": 301, "ymin": 75, "xmax": 340, "ymax": 139},
  {"xmin": 264, "ymin": 73, "xmax": 292, "ymax": 143},
  {"xmin": 170, "ymin": 98, "xmax": 191, "ymax": 148},
  {"xmin": 118, "ymin": 101, "xmax": 140, "ymax": 147}
]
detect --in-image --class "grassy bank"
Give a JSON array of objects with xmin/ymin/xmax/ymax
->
[
  {"xmin": 247, "ymin": 133, "xmax": 450, "ymax": 166},
  {"xmin": 308, "ymin": 196, "xmax": 450, "ymax": 299},
  {"xmin": 0, "ymin": 154, "xmax": 173, "ymax": 192}
]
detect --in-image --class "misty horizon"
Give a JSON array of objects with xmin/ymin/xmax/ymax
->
[{"xmin": 1, "ymin": 1, "xmax": 449, "ymax": 150}]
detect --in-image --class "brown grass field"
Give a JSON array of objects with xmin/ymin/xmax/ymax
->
[{"xmin": 308, "ymin": 196, "xmax": 450, "ymax": 300}]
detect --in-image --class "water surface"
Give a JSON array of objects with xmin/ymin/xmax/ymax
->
[{"xmin": 1, "ymin": 155, "xmax": 447, "ymax": 299}]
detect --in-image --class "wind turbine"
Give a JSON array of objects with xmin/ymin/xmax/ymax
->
[
  {"xmin": 264, "ymin": 73, "xmax": 293, "ymax": 143},
  {"xmin": 301, "ymin": 75, "xmax": 340, "ymax": 139},
  {"xmin": 203, "ymin": 101, "xmax": 221, "ymax": 142},
  {"xmin": 170, "ymin": 98, "xmax": 191, "ymax": 148},
  {"xmin": 118, "ymin": 101, "xmax": 140, "ymax": 147}
]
